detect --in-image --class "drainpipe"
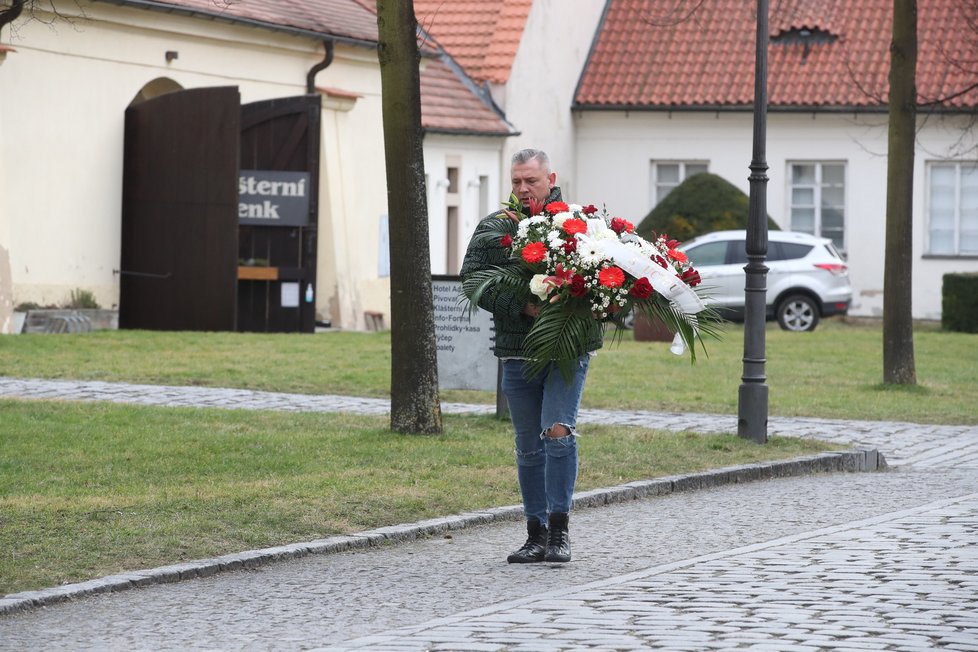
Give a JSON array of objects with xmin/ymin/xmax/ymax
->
[
  {"xmin": 306, "ymin": 40, "xmax": 334, "ymax": 94},
  {"xmin": 0, "ymin": 0, "xmax": 24, "ymax": 33}
]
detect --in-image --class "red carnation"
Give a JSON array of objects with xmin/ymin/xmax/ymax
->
[
  {"xmin": 610, "ymin": 217, "xmax": 634, "ymax": 234},
  {"xmin": 628, "ymin": 277, "xmax": 654, "ymax": 299},
  {"xmin": 582, "ymin": 204, "xmax": 598, "ymax": 215},
  {"xmin": 545, "ymin": 201, "xmax": 569, "ymax": 214},
  {"xmin": 521, "ymin": 241, "xmax": 547, "ymax": 264},
  {"xmin": 500, "ymin": 234, "xmax": 513, "ymax": 248},
  {"xmin": 563, "ymin": 218, "xmax": 588, "ymax": 235},
  {"xmin": 598, "ymin": 266, "xmax": 625, "ymax": 288},
  {"xmin": 562, "ymin": 238, "xmax": 577, "ymax": 254},
  {"xmin": 569, "ymin": 274, "xmax": 587, "ymax": 297},
  {"xmin": 681, "ymin": 268, "xmax": 702, "ymax": 287}
]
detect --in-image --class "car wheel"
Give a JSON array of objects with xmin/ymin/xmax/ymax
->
[{"xmin": 776, "ymin": 294, "xmax": 820, "ymax": 332}]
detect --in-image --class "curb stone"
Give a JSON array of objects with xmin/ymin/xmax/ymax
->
[{"xmin": 0, "ymin": 448, "xmax": 885, "ymax": 617}]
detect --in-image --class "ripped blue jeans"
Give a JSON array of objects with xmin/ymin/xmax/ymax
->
[{"xmin": 501, "ymin": 355, "xmax": 591, "ymax": 526}]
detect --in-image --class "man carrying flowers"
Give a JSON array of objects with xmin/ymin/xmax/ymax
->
[{"xmin": 460, "ymin": 148, "xmax": 602, "ymax": 564}]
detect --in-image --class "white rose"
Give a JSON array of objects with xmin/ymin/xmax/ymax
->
[{"xmin": 529, "ymin": 274, "xmax": 551, "ymax": 301}]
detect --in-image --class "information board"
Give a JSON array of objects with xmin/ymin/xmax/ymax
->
[{"xmin": 431, "ymin": 276, "xmax": 497, "ymax": 392}]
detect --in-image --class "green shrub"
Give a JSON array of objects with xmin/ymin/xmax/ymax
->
[
  {"xmin": 942, "ymin": 272, "xmax": 978, "ymax": 333},
  {"xmin": 635, "ymin": 172, "xmax": 780, "ymax": 242}
]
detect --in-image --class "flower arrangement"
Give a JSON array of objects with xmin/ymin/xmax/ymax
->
[{"xmin": 463, "ymin": 195, "xmax": 723, "ymax": 379}]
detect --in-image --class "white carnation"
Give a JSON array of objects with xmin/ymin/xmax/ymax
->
[{"xmin": 547, "ymin": 229, "xmax": 564, "ymax": 249}]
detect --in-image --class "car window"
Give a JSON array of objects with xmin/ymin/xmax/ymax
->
[
  {"xmin": 728, "ymin": 241, "xmax": 747, "ymax": 265},
  {"xmin": 777, "ymin": 242, "xmax": 814, "ymax": 261},
  {"xmin": 684, "ymin": 241, "xmax": 728, "ymax": 266}
]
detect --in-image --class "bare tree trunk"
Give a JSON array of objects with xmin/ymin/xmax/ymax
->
[
  {"xmin": 883, "ymin": 0, "xmax": 917, "ymax": 385},
  {"xmin": 376, "ymin": 0, "xmax": 443, "ymax": 433}
]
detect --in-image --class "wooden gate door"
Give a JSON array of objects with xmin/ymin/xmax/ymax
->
[
  {"xmin": 120, "ymin": 86, "xmax": 240, "ymax": 331},
  {"xmin": 238, "ymin": 96, "xmax": 320, "ymax": 333}
]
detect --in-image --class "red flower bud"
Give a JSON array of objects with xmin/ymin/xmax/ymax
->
[
  {"xmin": 582, "ymin": 204, "xmax": 598, "ymax": 215},
  {"xmin": 500, "ymin": 234, "xmax": 513, "ymax": 248},
  {"xmin": 569, "ymin": 274, "xmax": 588, "ymax": 297},
  {"xmin": 628, "ymin": 277, "xmax": 654, "ymax": 299}
]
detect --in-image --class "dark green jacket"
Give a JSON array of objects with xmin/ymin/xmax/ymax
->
[{"xmin": 459, "ymin": 187, "xmax": 603, "ymax": 359}]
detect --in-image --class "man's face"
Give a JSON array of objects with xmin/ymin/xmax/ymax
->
[{"xmin": 511, "ymin": 159, "xmax": 556, "ymax": 207}]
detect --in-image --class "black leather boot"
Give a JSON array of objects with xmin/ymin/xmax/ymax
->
[
  {"xmin": 507, "ymin": 519, "xmax": 548, "ymax": 563},
  {"xmin": 545, "ymin": 512, "xmax": 571, "ymax": 562}
]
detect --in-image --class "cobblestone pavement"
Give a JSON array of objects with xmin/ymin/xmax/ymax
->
[
  {"xmin": 2, "ymin": 377, "xmax": 976, "ymax": 468},
  {"xmin": 1, "ymin": 377, "xmax": 977, "ymax": 651}
]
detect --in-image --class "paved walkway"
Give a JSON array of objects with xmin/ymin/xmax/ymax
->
[
  {"xmin": 1, "ymin": 377, "xmax": 977, "ymax": 651},
  {"xmin": 1, "ymin": 377, "xmax": 976, "ymax": 468}
]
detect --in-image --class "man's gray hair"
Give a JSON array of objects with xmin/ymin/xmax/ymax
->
[{"xmin": 512, "ymin": 148, "xmax": 550, "ymax": 170}]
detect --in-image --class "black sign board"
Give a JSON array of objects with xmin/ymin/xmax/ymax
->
[{"xmin": 238, "ymin": 170, "xmax": 310, "ymax": 226}]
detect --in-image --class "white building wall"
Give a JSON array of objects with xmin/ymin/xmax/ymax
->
[
  {"xmin": 498, "ymin": 0, "xmax": 607, "ymax": 200},
  {"xmin": 0, "ymin": 1, "xmax": 393, "ymax": 332},
  {"xmin": 574, "ymin": 110, "xmax": 978, "ymax": 320},
  {"xmin": 423, "ymin": 136, "xmax": 505, "ymax": 276}
]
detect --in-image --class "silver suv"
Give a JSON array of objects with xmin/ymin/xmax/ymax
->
[{"xmin": 679, "ymin": 230, "xmax": 852, "ymax": 332}]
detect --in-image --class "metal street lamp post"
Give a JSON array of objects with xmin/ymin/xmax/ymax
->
[{"xmin": 739, "ymin": 0, "xmax": 770, "ymax": 443}]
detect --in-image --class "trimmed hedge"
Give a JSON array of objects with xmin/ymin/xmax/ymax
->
[
  {"xmin": 942, "ymin": 272, "xmax": 978, "ymax": 333},
  {"xmin": 635, "ymin": 172, "xmax": 780, "ymax": 242}
]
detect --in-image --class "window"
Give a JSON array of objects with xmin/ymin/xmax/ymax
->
[
  {"xmin": 788, "ymin": 162, "xmax": 845, "ymax": 250},
  {"xmin": 685, "ymin": 241, "xmax": 728, "ymax": 266},
  {"xmin": 650, "ymin": 161, "xmax": 708, "ymax": 205},
  {"xmin": 928, "ymin": 162, "xmax": 978, "ymax": 256},
  {"xmin": 445, "ymin": 165, "xmax": 460, "ymax": 273},
  {"xmin": 769, "ymin": 242, "xmax": 814, "ymax": 262}
]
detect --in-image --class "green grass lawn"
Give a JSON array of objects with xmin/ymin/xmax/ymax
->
[
  {"xmin": 0, "ymin": 318, "xmax": 974, "ymax": 595},
  {"xmin": 0, "ymin": 400, "xmax": 832, "ymax": 595},
  {"xmin": 1, "ymin": 318, "xmax": 974, "ymax": 423}
]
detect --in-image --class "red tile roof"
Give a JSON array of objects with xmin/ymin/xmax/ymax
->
[
  {"xmin": 420, "ymin": 54, "xmax": 515, "ymax": 135},
  {"xmin": 413, "ymin": 0, "xmax": 533, "ymax": 84},
  {"xmin": 575, "ymin": 0, "xmax": 978, "ymax": 110},
  {"xmin": 107, "ymin": 0, "xmax": 513, "ymax": 136},
  {"xmin": 108, "ymin": 0, "xmax": 380, "ymax": 45}
]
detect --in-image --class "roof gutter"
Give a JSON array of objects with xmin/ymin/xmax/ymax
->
[
  {"xmin": 571, "ymin": 103, "xmax": 893, "ymax": 114},
  {"xmin": 423, "ymin": 127, "xmax": 521, "ymax": 138},
  {"xmin": 572, "ymin": 103, "xmax": 978, "ymax": 115}
]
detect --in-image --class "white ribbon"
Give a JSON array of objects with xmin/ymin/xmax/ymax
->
[{"xmin": 579, "ymin": 220, "xmax": 706, "ymax": 355}]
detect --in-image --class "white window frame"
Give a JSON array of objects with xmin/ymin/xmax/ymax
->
[
  {"xmin": 787, "ymin": 161, "xmax": 846, "ymax": 251},
  {"xmin": 926, "ymin": 161, "xmax": 978, "ymax": 256},
  {"xmin": 649, "ymin": 160, "xmax": 709, "ymax": 207}
]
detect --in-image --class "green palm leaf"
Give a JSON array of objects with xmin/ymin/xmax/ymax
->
[{"xmin": 522, "ymin": 304, "xmax": 598, "ymax": 381}]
